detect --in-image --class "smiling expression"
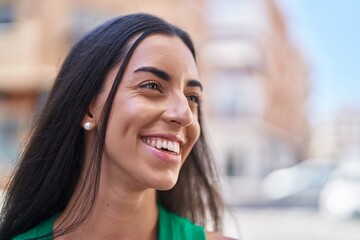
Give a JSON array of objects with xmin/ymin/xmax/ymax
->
[{"xmin": 87, "ymin": 34, "xmax": 202, "ymax": 192}]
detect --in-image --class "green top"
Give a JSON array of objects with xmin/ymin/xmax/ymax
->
[{"xmin": 13, "ymin": 205, "xmax": 206, "ymax": 240}]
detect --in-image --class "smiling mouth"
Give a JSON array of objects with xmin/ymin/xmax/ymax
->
[{"xmin": 141, "ymin": 137, "xmax": 180, "ymax": 155}]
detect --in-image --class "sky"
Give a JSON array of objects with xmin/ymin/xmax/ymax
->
[{"xmin": 276, "ymin": 0, "xmax": 360, "ymax": 119}]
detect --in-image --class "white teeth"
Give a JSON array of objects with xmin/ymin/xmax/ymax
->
[
  {"xmin": 143, "ymin": 137, "xmax": 180, "ymax": 154},
  {"xmin": 156, "ymin": 140, "xmax": 162, "ymax": 149},
  {"xmin": 167, "ymin": 141, "xmax": 174, "ymax": 152}
]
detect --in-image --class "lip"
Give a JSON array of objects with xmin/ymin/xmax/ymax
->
[
  {"xmin": 141, "ymin": 138, "xmax": 181, "ymax": 163},
  {"xmin": 140, "ymin": 133, "xmax": 185, "ymax": 164}
]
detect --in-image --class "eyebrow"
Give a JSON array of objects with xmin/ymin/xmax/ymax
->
[
  {"xmin": 187, "ymin": 79, "xmax": 203, "ymax": 91},
  {"xmin": 134, "ymin": 66, "xmax": 203, "ymax": 91},
  {"xmin": 134, "ymin": 66, "xmax": 170, "ymax": 81}
]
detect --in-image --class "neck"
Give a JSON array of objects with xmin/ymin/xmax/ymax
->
[{"xmin": 55, "ymin": 172, "xmax": 158, "ymax": 240}]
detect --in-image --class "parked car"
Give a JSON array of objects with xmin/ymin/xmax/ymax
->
[
  {"xmin": 319, "ymin": 160, "xmax": 360, "ymax": 219},
  {"xmin": 262, "ymin": 159, "xmax": 336, "ymax": 207}
]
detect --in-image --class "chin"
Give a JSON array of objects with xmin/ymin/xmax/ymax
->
[
  {"xmin": 156, "ymin": 183, "xmax": 176, "ymax": 191},
  {"xmin": 149, "ymin": 174, "xmax": 179, "ymax": 191}
]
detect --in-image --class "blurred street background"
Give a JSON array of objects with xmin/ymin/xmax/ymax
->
[{"xmin": 0, "ymin": 0, "xmax": 359, "ymax": 239}]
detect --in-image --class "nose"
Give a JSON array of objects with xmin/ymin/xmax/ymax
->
[{"xmin": 163, "ymin": 92, "xmax": 193, "ymax": 127}]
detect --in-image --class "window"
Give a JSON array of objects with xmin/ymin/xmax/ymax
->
[{"xmin": 210, "ymin": 70, "xmax": 264, "ymax": 117}]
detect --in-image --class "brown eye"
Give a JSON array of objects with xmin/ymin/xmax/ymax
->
[
  {"xmin": 139, "ymin": 81, "xmax": 162, "ymax": 93},
  {"xmin": 187, "ymin": 95, "xmax": 201, "ymax": 105}
]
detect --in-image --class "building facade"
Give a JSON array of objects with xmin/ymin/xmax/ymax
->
[{"xmin": 201, "ymin": 0, "xmax": 309, "ymax": 178}]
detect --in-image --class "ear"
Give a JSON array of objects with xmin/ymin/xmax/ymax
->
[
  {"xmin": 81, "ymin": 111, "xmax": 96, "ymax": 131},
  {"xmin": 81, "ymin": 100, "xmax": 98, "ymax": 131},
  {"xmin": 81, "ymin": 85, "xmax": 106, "ymax": 131}
]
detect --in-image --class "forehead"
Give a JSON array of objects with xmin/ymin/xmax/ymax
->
[{"xmin": 126, "ymin": 34, "xmax": 199, "ymax": 79}]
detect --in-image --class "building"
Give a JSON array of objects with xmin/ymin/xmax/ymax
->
[
  {"xmin": 201, "ymin": 0, "xmax": 309, "ymax": 178},
  {"xmin": 309, "ymin": 105, "xmax": 360, "ymax": 161}
]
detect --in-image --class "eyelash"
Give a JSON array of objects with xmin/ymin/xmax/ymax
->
[
  {"xmin": 139, "ymin": 81, "xmax": 202, "ymax": 105},
  {"xmin": 187, "ymin": 94, "xmax": 202, "ymax": 105},
  {"xmin": 139, "ymin": 81, "xmax": 163, "ymax": 93}
]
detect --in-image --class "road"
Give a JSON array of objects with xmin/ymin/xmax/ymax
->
[{"xmin": 223, "ymin": 207, "xmax": 360, "ymax": 240}]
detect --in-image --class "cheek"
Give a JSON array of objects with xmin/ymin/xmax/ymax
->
[
  {"xmin": 186, "ymin": 122, "xmax": 201, "ymax": 153},
  {"xmin": 189, "ymin": 109, "xmax": 201, "ymax": 140},
  {"xmin": 193, "ymin": 122, "xmax": 201, "ymax": 144},
  {"xmin": 112, "ymin": 97, "xmax": 159, "ymax": 134}
]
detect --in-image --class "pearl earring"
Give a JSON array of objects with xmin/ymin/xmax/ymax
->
[{"xmin": 83, "ymin": 122, "xmax": 93, "ymax": 131}]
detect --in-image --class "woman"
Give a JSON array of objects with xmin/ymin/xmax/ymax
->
[{"xmin": 0, "ymin": 13, "xmax": 233, "ymax": 239}]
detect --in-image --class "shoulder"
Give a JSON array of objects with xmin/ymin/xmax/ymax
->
[
  {"xmin": 158, "ymin": 205, "xmax": 204, "ymax": 239},
  {"xmin": 159, "ymin": 205, "xmax": 238, "ymax": 240},
  {"xmin": 206, "ymin": 231, "xmax": 238, "ymax": 240},
  {"xmin": 13, "ymin": 214, "xmax": 58, "ymax": 240}
]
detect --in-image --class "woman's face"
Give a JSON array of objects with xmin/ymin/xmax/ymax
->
[{"xmin": 89, "ymin": 34, "xmax": 202, "ymax": 191}]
